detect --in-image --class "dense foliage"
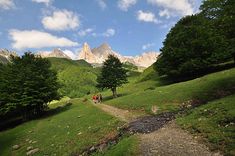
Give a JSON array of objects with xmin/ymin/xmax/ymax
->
[
  {"xmin": 97, "ymin": 55, "xmax": 128, "ymax": 97},
  {"xmin": 154, "ymin": 0, "xmax": 234, "ymax": 78},
  {"xmin": 0, "ymin": 53, "xmax": 60, "ymax": 119}
]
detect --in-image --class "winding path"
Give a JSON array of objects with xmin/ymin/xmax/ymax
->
[{"xmin": 93, "ymin": 102, "xmax": 222, "ymax": 156}]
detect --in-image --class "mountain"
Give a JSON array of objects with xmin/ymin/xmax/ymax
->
[
  {"xmin": 0, "ymin": 49, "xmax": 18, "ymax": 64},
  {"xmin": 77, "ymin": 42, "xmax": 97, "ymax": 63},
  {"xmin": 78, "ymin": 43, "xmax": 159, "ymax": 68},
  {"xmin": 37, "ymin": 48, "xmax": 71, "ymax": 59}
]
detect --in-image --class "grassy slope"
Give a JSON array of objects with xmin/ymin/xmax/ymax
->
[
  {"xmin": 48, "ymin": 58, "xmax": 99, "ymax": 98},
  {"xmin": 177, "ymin": 95, "xmax": 235, "ymax": 155},
  {"xmin": 0, "ymin": 99, "xmax": 123, "ymax": 156},
  {"xmin": 105, "ymin": 68, "xmax": 235, "ymax": 114},
  {"xmin": 94, "ymin": 136, "xmax": 140, "ymax": 156}
]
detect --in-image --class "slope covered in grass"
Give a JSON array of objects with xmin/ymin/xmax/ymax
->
[
  {"xmin": 0, "ymin": 99, "xmax": 123, "ymax": 156},
  {"xmin": 105, "ymin": 68, "xmax": 235, "ymax": 114},
  {"xmin": 177, "ymin": 94, "xmax": 235, "ymax": 155},
  {"xmin": 48, "ymin": 58, "xmax": 99, "ymax": 98}
]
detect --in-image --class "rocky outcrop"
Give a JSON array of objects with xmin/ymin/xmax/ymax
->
[
  {"xmin": 0, "ymin": 49, "xmax": 18, "ymax": 64},
  {"xmin": 78, "ymin": 43, "xmax": 159, "ymax": 67},
  {"xmin": 78, "ymin": 43, "xmax": 97, "ymax": 63},
  {"xmin": 37, "ymin": 48, "xmax": 71, "ymax": 59}
]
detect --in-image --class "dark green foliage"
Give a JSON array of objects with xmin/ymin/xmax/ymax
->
[
  {"xmin": 154, "ymin": 0, "xmax": 234, "ymax": 79},
  {"xmin": 97, "ymin": 55, "xmax": 128, "ymax": 97},
  {"xmin": 155, "ymin": 14, "xmax": 231, "ymax": 78},
  {"xmin": 0, "ymin": 53, "xmax": 60, "ymax": 119},
  {"xmin": 200, "ymin": 0, "xmax": 235, "ymax": 61}
]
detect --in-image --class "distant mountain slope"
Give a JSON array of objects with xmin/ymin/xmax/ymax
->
[
  {"xmin": 37, "ymin": 48, "xmax": 71, "ymax": 59},
  {"xmin": 48, "ymin": 57, "xmax": 99, "ymax": 98},
  {"xmin": 0, "ymin": 49, "xmax": 18, "ymax": 64}
]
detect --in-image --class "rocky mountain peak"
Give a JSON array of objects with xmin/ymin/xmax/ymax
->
[
  {"xmin": 37, "ymin": 48, "xmax": 71, "ymax": 59},
  {"xmin": 78, "ymin": 42, "xmax": 97, "ymax": 63}
]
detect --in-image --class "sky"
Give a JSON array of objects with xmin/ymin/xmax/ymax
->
[{"xmin": 0, "ymin": 0, "xmax": 202, "ymax": 58}]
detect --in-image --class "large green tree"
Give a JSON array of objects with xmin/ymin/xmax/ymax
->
[
  {"xmin": 200, "ymin": 0, "xmax": 235, "ymax": 61},
  {"xmin": 97, "ymin": 55, "xmax": 127, "ymax": 98},
  {"xmin": 0, "ymin": 52, "xmax": 60, "ymax": 119},
  {"xmin": 154, "ymin": 14, "xmax": 230, "ymax": 78}
]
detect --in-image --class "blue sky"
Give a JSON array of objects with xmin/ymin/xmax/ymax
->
[{"xmin": 0, "ymin": 0, "xmax": 202, "ymax": 57}]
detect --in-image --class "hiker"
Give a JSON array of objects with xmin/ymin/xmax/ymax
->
[
  {"xmin": 92, "ymin": 95, "xmax": 97, "ymax": 104},
  {"xmin": 98, "ymin": 94, "xmax": 102, "ymax": 103}
]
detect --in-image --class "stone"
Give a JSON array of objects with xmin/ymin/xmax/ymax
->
[
  {"xmin": 26, "ymin": 148, "xmax": 39, "ymax": 155},
  {"xmin": 12, "ymin": 145, "xmax": 20, "ymax": 150},
  {"xmin": 27, "ymin": 146, "xmax": 33, "ymax": 151},
  {"xmin": 90, "ymin": 146, "xmax": 95, "ymax": 151},
  {"xmin": 32, "ymin": 141, "xmax": 37, "ymax": 144}
]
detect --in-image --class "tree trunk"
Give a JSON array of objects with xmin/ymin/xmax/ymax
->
[{"xmin": 112, "ymin": 88, "xmax": 117, "ymax": 98}]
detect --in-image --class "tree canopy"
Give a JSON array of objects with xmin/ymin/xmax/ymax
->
[
  {"xmin": 0, "ymin": 52, "xmax": 60, "ymax": 119},
  {"xmin": 97, "ymin": 55, "xmax": 128, "ymax": 98},
  {"xmin": 154, "ymin": 0, "xmax": 234, "ymax": 79}
]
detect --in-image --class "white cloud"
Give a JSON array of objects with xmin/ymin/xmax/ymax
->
[
  {"xmin": 96, "ymin": 0, "xmax": 106, "ymax": 10},
  {"xmin": 142, "ymin": 43, "xmax": 155, "ymax": 50},
  {"xmin": 102, "ymin": 28, "xmax": 115, "ymax": 37},
  {"xmin": 78, "ymin": 28, "xmax": 94, "ymax": 37},
  {"xmin": 137, "ymin": 10, "xmax": 160, "ymax": 24},
  {"xmin": 118, "ymin": 0, "xmax": 137, "ymax": 11},
  {"xmin": 42, "ymin": 9, "xmax": 80, "ymax": 31},
  {"xmin": 147, "ymin": 0, "xmax": 194, "ymax": 17},
  {"xmin": 32, "ymin": 0, "xmax": 52, "ymax": 6},
  {"xmin": 9, "ymin": 29, "xmax": 78, "ymax": 50},
  {"xmin": 91, "ymin": 28, "xmax": 116, "ymax": 37},
  {"xmin": 159, "ymin": 9, "xmax": 171, "ymax": 19},
  {"xmin": 0, "ymin": 0, "xmax": 15, "ymax": 10},
  {"xmin": 63, "ymin": 49, "xmax": 77, "ymax": 60}
]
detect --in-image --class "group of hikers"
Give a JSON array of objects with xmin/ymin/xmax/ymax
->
[{"xmin": 92, "ymin": 94, "xmax": 102, "ymax": 104}]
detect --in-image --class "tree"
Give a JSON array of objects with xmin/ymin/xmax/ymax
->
[
  {"xmin": 200, "ymin": 0, "xmax": 235, "ymax": 62},
  {"xmin": 0, "ymin": 52, "xmax": 60, "ymax": 119},
  {"xmin": 154, "ymin": 14, "xmax": 230, "ymax": 78},
  {"xmin": 97, "ymin": 55, "xmax": 127, "ymax": 98}
]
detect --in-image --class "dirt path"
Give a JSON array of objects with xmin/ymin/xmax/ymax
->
[
  {"xmin": 92, "ymin": 102, "xmax": 140, "ymax": 122},
  {"xmin": 92, "ymin": 102, "xmax": 222, "ymax": 156},
  {"xmin": 139, "ymin": 121, "xmax": 221, "ymax": 156}
]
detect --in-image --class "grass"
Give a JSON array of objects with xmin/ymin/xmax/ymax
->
[
  {"xmin": 0, "ymin": 99, "xmax": 123, "ymax": 156},
  {"xmin": 176, "ymin": 94, "xmax": 235, "ymax": 156},
  {"xmin": 104, "ymin": 68, "xmax": 235, "ymax": 114},
  {"xmin": 93, "ymin": 135, "xmax": 140, "ymax": 156},
  {"xmin": 48, "ymin": 58, "xmax": 100, "ymax": 98}
]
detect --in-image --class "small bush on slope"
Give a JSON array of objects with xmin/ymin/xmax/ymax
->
[{"xmin": 177, "ymin": 94, "xmax": 235, "ymax": 155}]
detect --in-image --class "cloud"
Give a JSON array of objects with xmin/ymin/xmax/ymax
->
[
  {"xmin": 42, "ymin": 9, "xmax": 80, "ymax": 31},
  {"xmin": 96, "ymin": 0, "xmax": 107, "ymax": 10},
  {"xmin": 137, "ymin": 10, "xmax": 160, "ymax": 24},
  {"xmin": 147, "ymin": 0, "xmax": 194, "ymax": 17},
  {"xmin": 0, "ymin": 0, "xmax": 15, "ymax": 10},
  {"xmin": 9, "ymin": 29, "xmax": 78, "ymax": 50},
  {"xmin": 102, "ymin": 28, "xmax": 115, "ymax": 37},
  {"xmin": 78, "ymin": 28, "xmax": 94, "ymax": 37},
  {"xmin": 142, "ymin": 43, "xmax": 155, "ymax": 50},
  {"xmin": 32, "ymin": 0, "xmax": 52, "ymax": 6},
  {"xmin": 118, "ymin": 0, "xmax": 137, "ymax": 11},
  {"xmin": 159, "ymin": 9, "xmax": 171, "ymax": 19},
  {"xmin": 91, "ymin": 28, "xmax": 116, "ymax": 37},
  {"xmin": 63, "ymin": 49, "xmax": 77, "ymax": 60}
]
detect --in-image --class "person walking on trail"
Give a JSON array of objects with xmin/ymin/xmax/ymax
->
[
  {"xmin": 99, "ymin": 94, "xmax": 102, "ymax": 103},
  {"xmin": 92, "ymin": 95, "xmax": 97, "ymax": 104}
]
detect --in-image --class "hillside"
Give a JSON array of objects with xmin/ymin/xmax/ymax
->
[
  {"xmin": 48, "ymin": 57, "xmax": 99, "ymax": 98},
  {"xmin": 0, "ymin": 55, "xmax": 8, "ymax": 64},
  {"xmin": 104, "ymin": 67, "xmax": 235, "ymax": 113}
]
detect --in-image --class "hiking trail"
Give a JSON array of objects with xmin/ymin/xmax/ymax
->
[{"xmin": 92, "ymin": 102, "xmax": 222, "ymax": 156}]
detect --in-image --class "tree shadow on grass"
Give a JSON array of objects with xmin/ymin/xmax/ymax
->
[
  {"xmin": 102, "ymin": 93, "xmax": 129, "ymax": 102},
  {"xmin": 0, "ymin": 102, "xmax": 72, "ymax": 132}
]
